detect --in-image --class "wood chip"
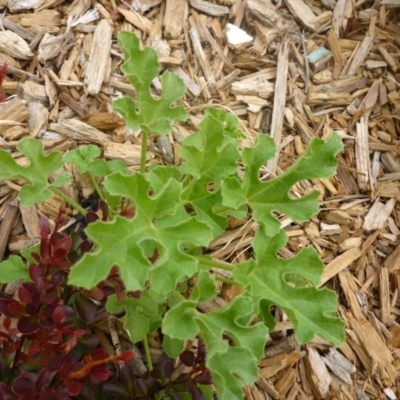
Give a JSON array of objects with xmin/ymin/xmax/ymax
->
[
  {"xmin": 189, "ymin": 0, "xmax": 229, "ymax": 16},
  {"xmin": 0, "ymin": 31, "xmax": 34, "ymax": 59},
  {"xmin": 266, "ymin": 41, "xmax": 289, "ymax": 173},
  {"xmin": 84, "ymin": 19, "xmax": 112, "ymax": 95},
  {"xmin": 49, "ymin": 119, "xmax": 111, "ymax": 145},
  {"xmin": 285, "ymin": 0, "xmax": 320, "ymax": 31},
  {"xmin": 304, "ymin": 346, "xmax": 331, "ymax": 399}
]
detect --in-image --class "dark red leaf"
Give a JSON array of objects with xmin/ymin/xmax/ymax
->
[
  {"xmin": 0, "ymin": 299, "xmax": 13, "ymax": 317},
  {"xmin": 42, "ymin": 293, "xmax": 59, "ymax": 305},
  {"xmin": 50, "ymin": 275, "xmax": 64, "ymax": 288},
  {"xmin": 66, "ymin": 379, "xmax": 81, "ymax": 396},
  {"xmin": 102, "ymin": 381, "xmax": 129, "ymax": 397},
  {"xmin": 88, "ymin": 287, "xmax": 104, "ymax": 301},
  {"xmin": 52, "ymin": 305, "xmax": 65, "ymax": 324},
  {"xmin": 54, "ymin": 237, "xmax": 72, "ymax": 259},
  {"xmin": 24, "ymin": 303, "xmax": 37, "ymax": 315},
  {"xmin": 35, "ymin": 367, "xmax": 51, "ymax": 389},
  {"xmin": 180, "ymin": 350, "xmax": 195, "ymax": 367},
  {"xmin": 39, "ymin": 217, "xmax": 50, "ymax": 238},
  {"xmin": 7, "ymin": 301, "xmax": 25, "ymax": 318},
  {"xmin": 63, "ymin": 305, "xmax": 76, "ymax": 318},
  {"xmin": 90, "ymin": 365, "xmax": 109, "ymax": 381},
  {"xmin": 193, "ymin": 370, "xmax": 212, "ymax": 385},
  {"xmin": 29, "ymin": 264, "xmax": 44, "ymax": 286},
  {"xmin": 197, "ymin": 339, "xmax": 206, "ymax": 363},
  {"xmin": 85, "ymin": 211, "xmax": 99, "ymax": 224},
  {"xmin": 17, "ymin": 315, "xmax": 40, "ymax": 334},
  {"xmin": 90, "ymin": 347, "xmax": 107, "ymax": 361},
  {"xmin": 51, "ymin": 232, "xmax": 65, "ymax": 246},
  {"xmin": 18, "ymin": 285, "xmax": 35, "ymax": 305},
  {"xmin": 79, "ymin": 240, "xmax": 92, "ymax": 254},
  {"xmin": 173, "ymin": 373, "xmax": 191, "ymax": 385},
  {"xmin": 60, "ymin": 337, "xmax": 78, "ymax": 353},
  {"xmin": 0, "ymin": 382, "xmax": 13, "ymax": 400},
  {"xmin": 159, "ymin": 354, "xmax": 174, "ymax": 379},
  {"xmin": 99, "ymin": 200, "xmax": 108, "ymax": 220},
  {"xmin": 38, "ymin": 389, "xmax": 59, "ymax": 400},
  {"xmin": 12, "ymin": 372, "xmax": 34, "ymax": 394},
  {"xmin": 74, "ymin": 295, "xmax": 96, "ymax": 323},
  {"xmin": 26, "ymin": 339, "xmax": 41, "ymax": 356},
  {"xmin": 190, "ymin": 385, "xmax": 205, "ymax": 400}
]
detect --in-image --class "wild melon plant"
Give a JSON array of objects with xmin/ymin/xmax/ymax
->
[{"xmin": 0, "ymin": 32, "xmax": 345, "ymax": 399}]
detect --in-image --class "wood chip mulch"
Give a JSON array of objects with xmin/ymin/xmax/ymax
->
[{"xmin": 1, "ymin": 0, "xmax": 400, "ymax": 398}]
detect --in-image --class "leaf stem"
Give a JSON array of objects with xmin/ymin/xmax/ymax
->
[
  {"xmin": 50, "ymin": 187, "xmax": 87, "ymax": 215},
  {"xmin": 214, "ymin": 275, "xmax": 240, "ymax": 286},
  {"xmin": 140, "ymin": 131, "xmax": 148, "ymax": 175},
  {"xmin": 142, "ymin": 334, "xmax": 153, "ymax": 371},
  {"xmin": 198, "ymin": 256, "xmax": 234, "ymax": 272},
  {"xmin": 88, "ymin": 172, "xmax": 105, "ymax": 201}
]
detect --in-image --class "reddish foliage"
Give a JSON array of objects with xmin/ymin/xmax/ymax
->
[
  {"xmin": 0, "ymin": 209, "xmax": 134, "ymax": 399},
  {"xmin": 0, "ymin": 61, "xmax": 8, "ymax": 103}
]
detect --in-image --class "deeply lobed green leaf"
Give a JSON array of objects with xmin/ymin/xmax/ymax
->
[
  {"xmin": 106, "ymin": 292, "xmax": 164, "ymax": 343},
  {"xmin": 0, "ymin": 138, "xmax": 66, "ymax": 205},
  {"xmin": 163, "ymin": 295, "xmax": 268, "ymax": 400},
  {"xmin": 68, "ymin": 170, "xmax": 213, "ymax": 301},
  {"xmin": 222, "ymin": 133, "xmax": 343, "ymax": 236},
  {"xmin": 233, "ymin": 228, "xmax": 345, "ymax": 346},
  {"xmin": 113, "ymin": 31, "xmax": 188, "ymax": 135}
]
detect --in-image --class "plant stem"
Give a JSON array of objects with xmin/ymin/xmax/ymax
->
[
  {"xmin": 198, "ymin": 256, "xmax": 234, "ymax": 272},
  {"xmin": 88, "ymin": 172, "xmax": 105, "ymax": 201},
  {"xmin": 140, "ymin": 131, "xmax": 148, "ymax": 175},
  {"xmin": 214, "ymin": 275, "xmax": 240, "ymax": 286},
  {"xmin": 50, "ymin": 187, "xmax": 87, "ymax": 215},
  {"xmin": 142, "ymin": 334, "xmax": 153, "ymax": 371}
]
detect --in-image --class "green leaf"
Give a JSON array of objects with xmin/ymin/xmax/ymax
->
[
  {"xmin": 162, "ymin": 334, "xmax": 185, "ymax": 359},
  {"xmin": 106, "ymin": 292, "xmax": 164, "ymax": 343},
  {"xmin": 0, "ymin": 138, "xmax": 64, "ymax": 205},
  {"xmin": 180, "ymin": 109, "xmax": 243, "ymax": 235},
  {"xmin": 21, "ymin": 245, "xmax": 40, "ymax": 265},
  {"xmin": 163, "ymin": 301, "xmax": 198, "ymax": 340},
  {"xmin": 163, "ymin": 296, "xmax": 268, "ymax": 400},
  {"xmin": 68, "ymin": 172, "xmax": 213, "ymax": 301},
  {"xmin": 180, "ymin": 109, "xmax": 240, "ymax": 181},
  {"xmin": 198, "ymin": 384, "xmax": 214, "ymax": 400},
  {"xmin": 189, "ymin": 264, "xmax": 217, "ymax": 303},
  {"xmin": 194, "ymin": 296, "xmax": 267, "ymax": 359},
  {"xmin": 0, "ymin": 256, "xmax": 30, "ymax": 283},
  {"xmin": 206, "ymin": 348, "xmax": 259, "ymax": 400},
  {"xmin": 64, "ymin": 145, "xmax": 128, "ymax": 176},
  {"xmin": 222, "ymin": 133, "xmax": 343, "ymax": 236},
  {"xmin": 64, "ymin": 145, "xmax": 100, "ymax": 173},
  {"xmin": 233, "ymin": 228, "xmax": 345, "ymax": 346},
  {"xmin": 113, "ymin": 32, "xmax": 188, "ymax": 135}
]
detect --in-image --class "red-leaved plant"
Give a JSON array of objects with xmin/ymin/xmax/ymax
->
[
  {"xmin": 0, "ymin": 209, "xmax": 133, "ymax": 399},
  {"xmin": 0, "ymin": 61, "xmax": 8, "ymax": 103}
]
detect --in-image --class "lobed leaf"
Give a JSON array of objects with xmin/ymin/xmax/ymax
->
[
  {"xmin": 0, "ymin": 138, "xmax": 65, "ymax": 205},
  {"xmin": 163, "ymin": 296, "xmax": 268, "ymax": 400},
  {"xmin": 64, "ymin": 145, "xmax": 128, "ymax": 176},
  {"xmin": 222, "ymin": 133, "xmax": 343, "ymax": 236},
  {"xmin": 113, "ymin": 32, "xmax": 188, "ymax": 135},
  {"xmin": 233, "ymin": 228, "xmax": 345, "ymax": 346},
  {"xmin": 0, "ymin": 256, "xmax": 30, "ymax": 283},
  {"xmin": 68, "ymin": 172, "xmax": 213, "ymax": 301},
  {"xmin": 106, "ymin": 292, "xmax": 164, "ymax": 343},
  {"xmin": 180, "ymin": 109, "xmax": 244, "ymax": 236}
]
